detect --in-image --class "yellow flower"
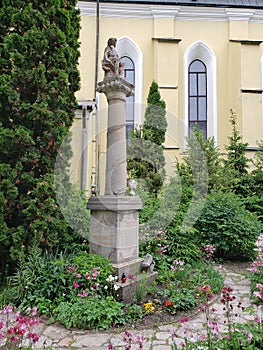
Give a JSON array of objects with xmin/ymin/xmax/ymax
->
[{"xmin": 143, "ymin": 302, "xmax": 155, "ymax": 314}]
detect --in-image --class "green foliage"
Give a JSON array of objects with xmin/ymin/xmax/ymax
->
[
  {"xmin": 168, "ymin": 288, "xmax": 197, "ymax": 311},
  {"xmin": 143, "ymin": 81, "xmax": 167, "ymax": 146},
  {"xmin": 158, "ymin": 261, "xmax": 223, "ymax": 313},
  {"xmin": 0, "ymin": 0, "xmax": 81, "ymax": 278},
  {"xmin": 122, "ymin": 304, "xmax": 144, "ymax": 324},
  {"xmin": 55, "ymin": 295, "xmax": 125, "ymax": 330},
  {"xmin": 0, "ymin": 249, "xmax": 114, "ymax": 315},
  {"xmin": 192, "ymin": 191, "xmax": 262, "ymax": 261},
  {"xmin": 237, "ymin": 140, "xmax": 263, "ymax": 222},
  {"xmin": 222, "ymin": 110, "xmax": 251, "ymax": 192},
  {"xmin": 138, "ymin": 190, "xmax": 161, "ymax": 225},
  {"xmin": 224, "ymin": 110, "xmax": 250, "ymax": 175},
  {"xmin": 127, "ymin": 81, "xmax": 167, "ymax": 195},
  {"xmin": 183, "ymin": 126, "xmax": 211, "ymax": 195},
  {"xmin": 166, "ymin": 226, "xmax": 200, "ymax": 264}
]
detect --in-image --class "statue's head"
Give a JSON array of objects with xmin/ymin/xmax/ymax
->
[{"xmin": 107, "ymin": 37, "xmax": 117, "ymax": 47}]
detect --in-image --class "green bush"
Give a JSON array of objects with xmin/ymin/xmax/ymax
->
[
  {"xmin": 0, "ymin": 249, "xmax": 114, "ymax": 314},
  {"xmin": 192, "ymin": 191, "xmax": 262, "ymax": 261},
  {"xmin": 55, "ymin": 295, "xmax": 125, "ymax": 330}
]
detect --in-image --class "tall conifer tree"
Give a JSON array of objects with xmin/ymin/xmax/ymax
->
[
  {"xmin": 0, "ymin": 0, "xmax": 81, "ymax": 276},
  {"xmin": 127, "ymin": 81, "xmax": 167, "ymax": 195}
]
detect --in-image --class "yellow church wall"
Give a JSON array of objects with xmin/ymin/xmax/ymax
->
[
  {"xmin": 72, "ymin": 2, "xmax": 263, "ymax": 193},
  {"xmin": 229, "ymin": 20, "xmax": 249, "ymax": 40},
  {"xmin": 241, "ymin": 44, "xmax": 261, "ymax": 89},
  {"xmin": 70, "ymin": 118, "xmax": 82, "ymax": 186},
  {"xmin": 242, "ymin": 94, "xmax": 263, "ymax": 147},
  {"xmin": 154, "ymin": 17, "xmax": 175, "ymax": 38}
]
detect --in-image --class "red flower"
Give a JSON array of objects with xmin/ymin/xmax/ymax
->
[{"xmin": 165, "ymin": 300, "xmax": 174, "ymax": 307}]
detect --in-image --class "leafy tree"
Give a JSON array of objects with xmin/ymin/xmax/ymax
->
[
  {"xmin": 0, "ymin": 0, "xmax": 83, "ymax": 277},
  {"xmin": 127, "ymin": 81, "xmax": 167, "ymax": 195}
]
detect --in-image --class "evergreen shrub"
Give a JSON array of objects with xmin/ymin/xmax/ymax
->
[{"xmin": 0, "ymin": 0, "xmax": 82, "ymax": 278}]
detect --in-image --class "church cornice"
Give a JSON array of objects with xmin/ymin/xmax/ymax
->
[{"xmin": 77, "ymin": 1, "xmax": 263, "ymax": 22}]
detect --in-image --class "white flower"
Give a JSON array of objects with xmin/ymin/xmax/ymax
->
[
  {"xmin": 104, "ymin": 285, "xmax": 108, "ymax": 290},
  {"xmin": 106, "ymin": 275, "xmax": 115, "ymax": 283},
  {"xmin": 114, "ymin": 284, "xmax": 120, "ymax": 291}
]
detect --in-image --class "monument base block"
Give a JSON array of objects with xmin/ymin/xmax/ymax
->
[
  {"xmin": 87, "ymin": 195, "xmax": 142, "ymax": 265},
  {"xmin": 87, "ymin": 195, "xmax": 158, "ymax": 301}
]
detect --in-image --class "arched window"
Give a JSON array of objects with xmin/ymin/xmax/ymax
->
[
  {"xmin": 188, "ymin": 59, "xmax": 207, "ymax": 138},
  {"xmin": 121, "ymin": 56, "xmax": 135, "ymax": 139},
  {"xmin": 184, "ymin": 41, "xmax": 217, "ymax": 148},
  {"xmin": 117, "ymin": 37, "xmax": 143, "ymax": 136}
]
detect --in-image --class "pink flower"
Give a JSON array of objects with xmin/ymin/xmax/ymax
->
[
  {"xmin": 247, "ymin": 332, "xmax": 253, "ymax": 341},
  {"xmin": 27, "ymin": 332, "xmax": 39, "ymax": 343},
  {"xmin": 256, "ymin": 283, "xmax": 263, "ymax": 290},
  {"xmin": 199, "ymin": 334, "xmax": 206, "ymax": 340},
  {"xmin": 73, "ymin": 282, "xmax": 79, "ymax": 289},
  {"xmin": 77, "ymin": 290, "xmax": 88, "ymax": 298},
  {"xmin": 67, "ymin": 266, "xmax": 76, "ymax": 273},
  {"xmin": 248, "ymin": 267, "xmax": 259, "ymax": 273}
]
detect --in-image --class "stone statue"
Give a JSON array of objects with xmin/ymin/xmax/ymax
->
[{"xmin": 101, "ymin": 37, "xmax": 124, "ymax": 78}]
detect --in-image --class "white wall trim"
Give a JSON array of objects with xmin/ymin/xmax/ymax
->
[
  {"xmin": 183, "ymin": 41, "xmax": 217, "ymax": 147},
  {"xmin": 117, "ymin": 36, "xmax": 143, "ymax": 126},
  {"xmin": 77, "ymin": 2, "xmax": 263, "ymax": 22}
]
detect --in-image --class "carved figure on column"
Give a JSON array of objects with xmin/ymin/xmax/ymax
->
[{"xmin": 101, "ymin": 38, "xmax": 124, "ymax": 78}]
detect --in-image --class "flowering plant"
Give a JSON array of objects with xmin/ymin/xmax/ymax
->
[
  {"xmin": 139, "ymin": 225, "xmax": 169, "ymax": 258},
  {"xmin": 143, "ymin": 302, "xmax": 155, "ymax": 314},
  {"xmin": 249, "ymin": 234, "xmax": 263, "ymax": 303},
  {"xmin": 171, "ymin": 285, "xmax": 263, "ymax": 349},
  {"xmin": 108, "ymin": 330, "xmax": 146, "ymax": 350},
  {"xmin": 202, "ymin": 244, "xmax": 215, "ymax": 261},
  {"xmin": 0, "ymin": 305, "xmax": 39, "ymax": 349}
]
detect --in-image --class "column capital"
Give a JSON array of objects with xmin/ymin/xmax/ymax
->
[{"xmin": 97, "ymin": 76, "xmax": 134, "ymax": 102}]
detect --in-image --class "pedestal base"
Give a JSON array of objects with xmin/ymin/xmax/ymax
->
[
  {"xmin": 87, "ymin": 195, "xmax": 142, "ymax": 266},
  {"xmin": 88, "ymin": 195, "xmax": 153, "ymax": 301}
]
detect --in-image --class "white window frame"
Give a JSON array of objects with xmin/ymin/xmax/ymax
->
[{"xmin": 184, "ymin": 41, "xmax": 217, "ymax": 147}]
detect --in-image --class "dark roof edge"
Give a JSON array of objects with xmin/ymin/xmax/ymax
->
[{"xmin": 80, "ymin": 0, "xmax": 263, "ymax": 10}]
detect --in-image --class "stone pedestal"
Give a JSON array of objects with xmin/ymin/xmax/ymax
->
[
  {"xmin": 87, "ymin": 196, "xmax": 158, "ymax": 302},
  {"xmin": 87, "ymin": 196, "xmax": 142, "ymax": 267}
]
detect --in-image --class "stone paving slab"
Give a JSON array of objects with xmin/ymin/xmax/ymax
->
[{"xmin": 31, "ymin": 264, "xmax": 260, "ymax": 350}]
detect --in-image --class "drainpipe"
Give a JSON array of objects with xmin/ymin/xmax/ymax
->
[{"xmin": 80, "ymin": 101, "xmax": 96, "ymax": 193}]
